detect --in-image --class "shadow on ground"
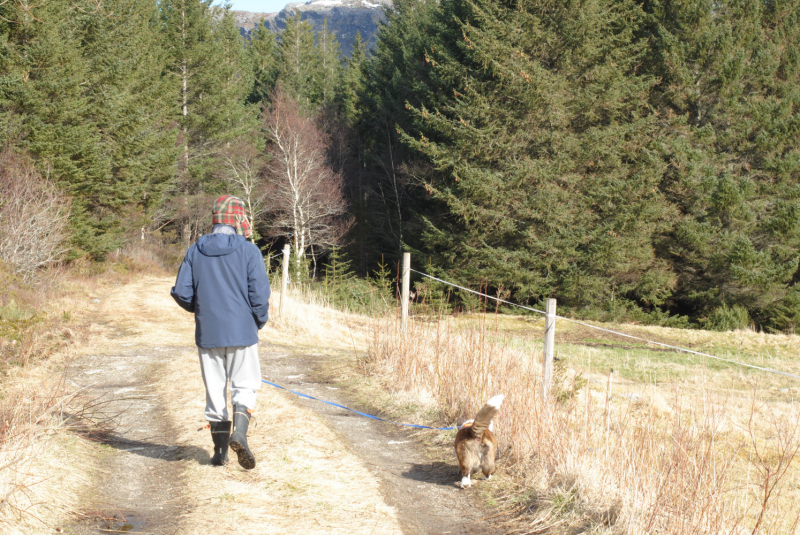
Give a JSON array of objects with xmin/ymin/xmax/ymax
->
[
  {"xmin": 96, "ymin": 435, "xmax": 208, "ymax": 464},
  {"xmin": 401, "ymin": 461, "xmax": 463, "ymax": 488}
]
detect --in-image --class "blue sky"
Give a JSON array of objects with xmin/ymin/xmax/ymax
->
[{"xmin": 222, "ymin": 0, "xmax": 293, "ymax": 13}]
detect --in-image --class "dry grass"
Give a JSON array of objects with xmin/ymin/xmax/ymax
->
[
  {"xmin": 0, "ymin": 247, "xmax": 179, "ymax": 533},
  {"xmin": 0, "ymin": 272, "xmax": 101, "ymax": 533},
  {"xmin": 0, "ymin": 360, "xmax": 108, "ymax": 534},
  {"xmin": 6, "ymin": 263, "xmax": 799, "ymax": 535},
  {"xmin": 266, "ymin": 288, "xmax": 367, "ymax": 348},
  {"xmin": 366, "ymin": 313, "xmax": 800, "ymax": 534}
]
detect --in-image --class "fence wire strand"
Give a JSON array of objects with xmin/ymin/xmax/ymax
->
[{"xmin": 410, "ymin": 268, "xmax": 800, "ymax": 380}]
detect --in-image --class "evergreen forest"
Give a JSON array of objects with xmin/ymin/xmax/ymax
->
[{"xmin": 1, "ymin": 0, "xmax": 800, "ymax": 332}]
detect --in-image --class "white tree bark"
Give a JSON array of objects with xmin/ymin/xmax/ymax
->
[
  {"xmin": 262, "ymin": 88, "xmax": 351, "ymax": 282},
  {"xmin": 222, "ymin": 143, "xmax": 267, "ymax": 243}
]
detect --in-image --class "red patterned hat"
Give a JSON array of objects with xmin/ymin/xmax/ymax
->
[{"xmin": 212, "ymin": 195, "xmax": 251, "ymax": 238}]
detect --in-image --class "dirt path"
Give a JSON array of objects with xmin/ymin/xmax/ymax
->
[
  {"xmin": 61, "ymin": 277, "xmax": 505, "ymax": 535},
  {"xmin": 260, "ymin": 349, "xmax": 506, "ymax": 535},
  {"xmin": 62, "ymin": 283, "xmax": 203, "ymax": 534},
  {"xmin": 65, "ymin": 344, "xmax": 193, "ymax": 534}
]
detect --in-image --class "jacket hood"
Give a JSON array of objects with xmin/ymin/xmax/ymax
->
[{"xmin": 196, "ymin": 233, "xmax": 247, "ymax": 257}]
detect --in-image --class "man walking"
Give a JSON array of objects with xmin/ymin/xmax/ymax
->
[{"xmin": 170, "ymin": 195, "xmax": 271, "ymax": 469}]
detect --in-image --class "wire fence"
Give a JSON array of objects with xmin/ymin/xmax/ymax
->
[{"xmin": 410, "ymin": 268, "xmax": 800, "ymax": 381}]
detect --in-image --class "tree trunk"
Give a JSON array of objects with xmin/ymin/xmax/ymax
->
[{"xmin": 181, "ymin": 7, "xmax": 189, "ymax": 174}]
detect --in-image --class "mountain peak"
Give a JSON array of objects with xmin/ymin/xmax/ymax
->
[{"xmin": 235, "ymin": 0, "xmax": 391, "ymax": 56}]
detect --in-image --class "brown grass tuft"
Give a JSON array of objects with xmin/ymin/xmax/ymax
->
[
  {"xmin": 366, "ymin": 313, "xmax": 800, "ymax": 534},
  {"xmin": 0, "ymin": 367, "xmax": 102, "ymax": 534}
]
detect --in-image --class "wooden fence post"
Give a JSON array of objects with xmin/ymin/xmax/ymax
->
[
  {"xmin": 280, "ymin": 244, "xmax": 290, "ymax": 317},
  {"xmin": 542, "ymin": 298, "xmax": 557, "ymax": 403},
  {"xmin": 401, "ymin": 252, "xmax": 410, "ymax": 331}
]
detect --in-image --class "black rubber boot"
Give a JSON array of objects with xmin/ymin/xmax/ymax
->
[
  {"xmin": 229, "ymin": 404, "xmax": 256, "ymax": 469},
  {"xmin": 209, "ymin": 420, "xmax": 231, "ymax": 466}
]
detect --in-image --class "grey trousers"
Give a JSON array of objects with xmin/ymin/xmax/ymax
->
[{"xmin": 198, "ymin": 344, "xmax": 261, "ymax": 422}]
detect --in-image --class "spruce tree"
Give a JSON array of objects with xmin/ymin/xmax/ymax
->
[
  {"xmin": 202, "ymin": 4, "xmax": 256, "ymax": 152},
  {"xmin": 277, "ymin": 14, "xmax": 321, "ymax": 107},
  {"xmin": 336, "ymin": 31, "xmax": 370, "ymax": 272},
  {"xmin": 361, "ymin": 0, "xmax": 675, "ymax": 314},
  {"xmin": 355, "ymin": 0, "xmax": 441, "ymax": 263},
  {"xmin": 323, "ymin": 246, "xmax": 357, "ymax": 308},
  {"xmin": 338, "ymin": 31, "xmax": 367, "ymax": 122},
  {"xmin": 80, "ymin": 0, "xmax": 178, "ymax": 247},
  {"xmin": 161, "ymin": 0, "xmax": 211, "ymax": 178},
  {"xmin": 641, "ymin": 0, "xmax": 800, "ymax": 328},
  {"xmin": 0, "ymin": 0, "xmax": 260, "ymax": 257},
  {"xmin": 0, "ymin": 0, "xmax": 111, "ymax": 256},
  {"xmin": 316, "ymin": 20, "xmax": 343, "ymax": 108},
  {"xmin": 247, "ymin": 21, "xmax": 279, "ymax": 105},
  {"xmin": 161, "ymin": 0, "xmax": 257, "ymax": 241},
  {"xmin": 356, "ymin": 0, "xmax": 800, "ymax": 328}
]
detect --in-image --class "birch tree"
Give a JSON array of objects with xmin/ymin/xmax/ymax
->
[
  {"xmin": 222, "ymin": 140, "xmax": 267, "ymax": 244},
  {"xmin": 262, "ymin": 88, "xmax": 350, "ymax": 278}
]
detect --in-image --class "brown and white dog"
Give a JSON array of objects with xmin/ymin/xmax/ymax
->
[{"xmin": 454, "ymin": 394, "xmax": 504, "ymax": 489}]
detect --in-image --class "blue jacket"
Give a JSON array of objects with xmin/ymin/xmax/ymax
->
[{"xmin": 170, "ymin": 229, "xmax": 271, "ymax": 348}]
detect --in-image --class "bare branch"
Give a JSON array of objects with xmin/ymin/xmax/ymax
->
[
  {"xmin": 221, "ymin": 140, "xmax": 268, "ymax": 243},
  {"xmin": 0, "ymin": 150, "xmax": 72, "ymax": 281},
  {"xmin": 261, "ymin": 87, "xmax": 351, "ymax": 272}
]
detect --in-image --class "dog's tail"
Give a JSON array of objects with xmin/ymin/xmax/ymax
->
[{"xmin": 466, "ymin": 394, "xmax": 504, "ymax": 438}]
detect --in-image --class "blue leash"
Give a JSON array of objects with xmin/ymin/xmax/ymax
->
[{"xmin": 261, "ymin": 378, "xmax": 457, "ymax": 431}]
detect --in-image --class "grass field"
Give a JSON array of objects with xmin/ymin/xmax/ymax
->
[{"xmin": 366, "ymin": 308, "xmax": 800, "ymax": 534}]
